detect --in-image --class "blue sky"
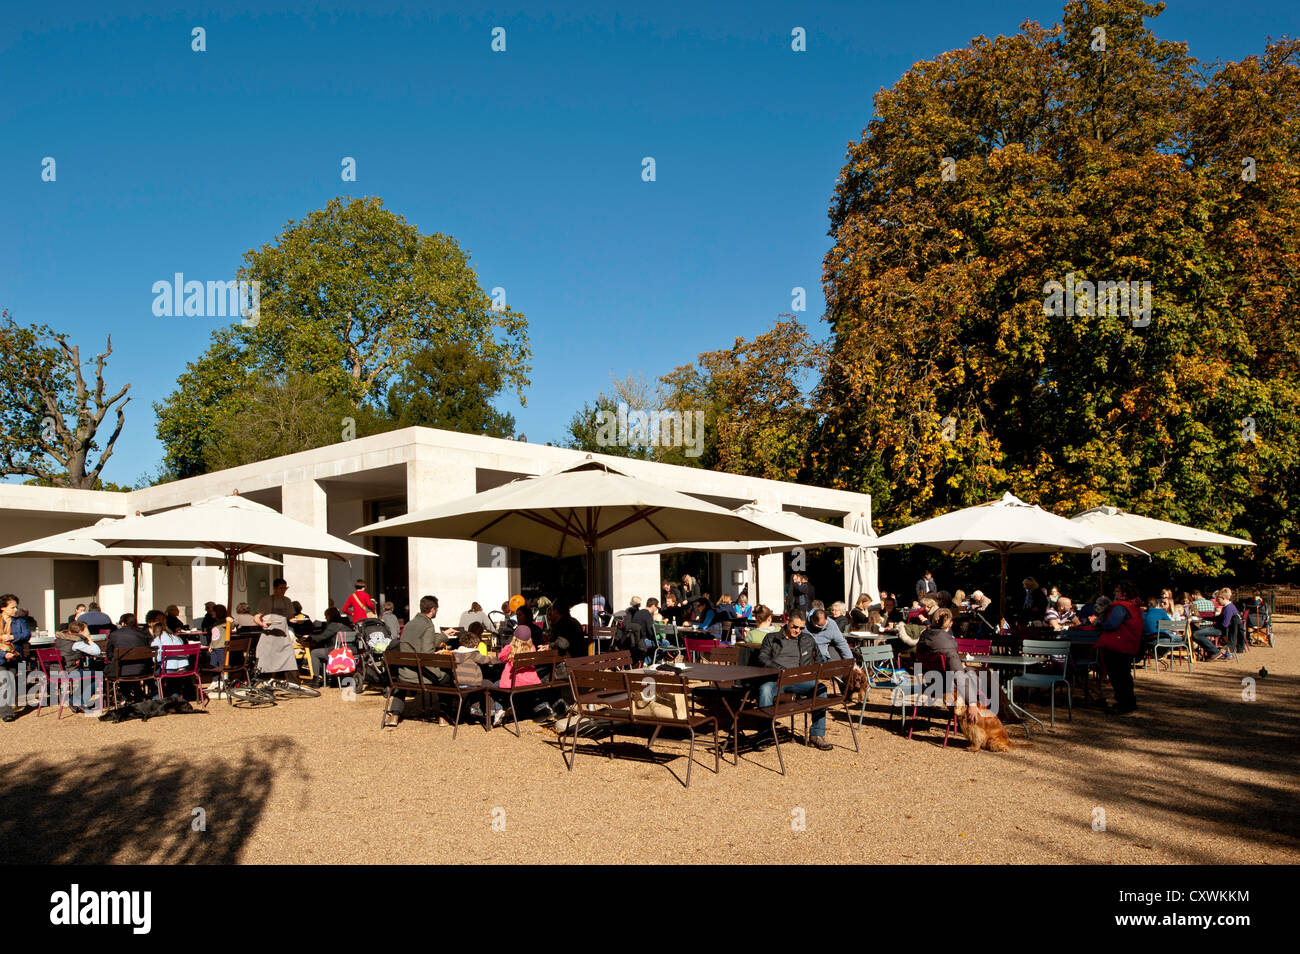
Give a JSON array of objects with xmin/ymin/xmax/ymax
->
[{"xmin": 3, "ymin": 1, "xmax": 1295, "ymax": 486}]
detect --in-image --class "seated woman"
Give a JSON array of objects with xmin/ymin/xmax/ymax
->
[
  {"xmin": 231, "ymin": 602, "xmax": 259, "ymax": 629},
  {"xmin": 850, "ymin": 593, "xmax": 872, "ymax": 628},
  {"xmin": 308, "ymin": 606, "xmax": 354, "ymax": 687},
  {"xmin": 205, "ymin": 603, "xmax": 230, "ymax": 692},
  {"xmin": 914, "ymin": 608, "xmax": 977, "ymax": 705},
  {"xmin": 147, "ymin": 609, "xmax": 188, "ymax": 697},
  {"xmin": 164, "ymin": 604, "xmax": 187, "ymax": 633},
  {"xmin": 744, "ymin": 605, "xmax": 780, "ymax": 646},
  {"xmin": 1192, "ymin": 588, "xmax": 1241, "ymax": 660}
]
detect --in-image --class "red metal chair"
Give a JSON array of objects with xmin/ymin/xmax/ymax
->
[
  {"xmin": 955, "ymin": 638, "xmax": 992, "ymax": 656},
  {"xmin": 33, "ymin": 648, "xmax": 96, "ymax": 719},
  {"xmin": 682, "ymin": 637, "xmax": 718, "ymax": 662},
  {"xmin": 157, "ymin": 644, "xmax": 208, "ymax": 707},
  {"xmin": 903, "ymin": 652, "xmax": 956, "ymax": 746}
]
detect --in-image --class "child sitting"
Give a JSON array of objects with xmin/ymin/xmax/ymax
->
[{"xmin": 455, "ymin": 624, "xmax": 504, "ymax": 727}]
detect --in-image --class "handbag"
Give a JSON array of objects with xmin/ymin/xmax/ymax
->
[{"xmin": 325, "ymin": 632, "xmax": 357, "ymax": 675}]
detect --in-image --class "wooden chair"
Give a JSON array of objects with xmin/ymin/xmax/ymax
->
[
  {"xmin": 808, "ymin": 659, "xmax": 860, "ymax": 753},
  {"xmin": 380, "ymin": 650, "xmax": 445, "ymax": 729},
  {"xmin": 106, "ymin": 646, "xmax": 156, "ymax": 709},
  {"xmin": 701, "ymin": 644, "xmax": 740, "ymax": 664},
  {"xmin": 498, "ymin": 648, "xmax": 566, "ymax": 736},
  {"xmin": 421, "ymin": 652, "xmax": 494, "ymax": 739},
  {"xmin": 564, "ymin": 667, "xmax": 634, "ymax": 769},
  {"xmin": 736, "ymin": 664, "xmax": 824, "ymax": 775},
  {"xmin": 214, "ymin": 634, "xmax": 255, "ymax": 704},
  {"xmin": 566, "ymin": 650, "xmax": 633, "ymax": 671},
  {"xmin": 623, "ymin": 671, "xmax": 720, "ymax": 787}
]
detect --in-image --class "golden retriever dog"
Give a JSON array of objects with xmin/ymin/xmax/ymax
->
[{"xmin": 954, "ymin": 697, "xmax": 1016, "ymax": 752}]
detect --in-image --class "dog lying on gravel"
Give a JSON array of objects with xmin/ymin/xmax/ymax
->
[{"xmin": 98, "ymin": 698, "xmax": 206, "ymax": 723}]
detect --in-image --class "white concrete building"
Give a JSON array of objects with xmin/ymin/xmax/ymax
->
[{"xmin": 0, "ymin": 427, "xmax": 876, "ymax": 626}]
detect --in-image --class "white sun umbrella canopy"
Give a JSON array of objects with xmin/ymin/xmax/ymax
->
[
  {"xmin": 616, "ymin": 503, "xmax": 878, "ymax": 605},
  {"xmin": 351, "ymin": 459, "xmax": 796, "ymax": 628},
  {"xmin": 1070, "ymin": 506, "xmax": 1254, "ymax": 553},
  {"xmin": 88, "ymin": 495, "xmax": 375, "ymax": 615},
  {"xmin": 0, "ymin": 517, "xmax": 281, "ymax": 616},
  {"xmin": 870, "ymin": 492, "xmax": 1149, "ymax": 617}
]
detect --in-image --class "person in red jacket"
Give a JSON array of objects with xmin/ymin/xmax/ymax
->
[
  {"xmin": 1096, "ymin": 580, "xmax": 1143, "ymax": 715},
  {"xmin": 342, "ymin": 580, "xmax": 376, "ymax": 624}
]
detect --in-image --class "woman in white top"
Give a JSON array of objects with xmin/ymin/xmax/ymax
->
[{"xmin": 146, "ymin": 610, "xmax": 187, "ymax": 675}]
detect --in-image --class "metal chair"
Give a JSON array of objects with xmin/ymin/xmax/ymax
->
[
  {"xmin": 853, "ymin": 643, "xmax": 899, "ymax": 728},
  {"xmin": 1148, "ymin": 619, "xmax": 1192, "ymax": 674},
  {"xmin": 1009, "ymin": 639, "xmax": 1072, "ymax": 727}
]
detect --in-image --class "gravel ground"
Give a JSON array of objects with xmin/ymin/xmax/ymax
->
[{"xmin": 2, "ymin": 624, "xmax": 1296, "ymax": 865}]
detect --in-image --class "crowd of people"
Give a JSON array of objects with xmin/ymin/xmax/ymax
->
[{"xmin": 0, "ymin": 565, "xmax": 1266, "ymax": 738}]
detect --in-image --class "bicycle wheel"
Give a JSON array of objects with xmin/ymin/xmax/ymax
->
[
  {"xmin": 266, "ymin": 679, "xmax": 321, "ymax": 699},
  {"xmin": 228, "ymin": 683, "xmax": 276, "ymax": 708}
]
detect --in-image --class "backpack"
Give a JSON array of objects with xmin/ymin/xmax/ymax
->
[{"xmin": 609, "ymin": 613, "xmax": 633, "ymax": 651}]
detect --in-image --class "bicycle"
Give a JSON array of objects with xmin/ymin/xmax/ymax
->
[{"xmin": 224, "ymin": 676, "xmax": 321, "ymax": 707}]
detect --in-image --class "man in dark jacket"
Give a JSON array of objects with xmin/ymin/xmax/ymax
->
[
  {"xmin": 105, "ymin": 614, "xmax": 152, "ymax": 702},
  {"xmin": 755, "ymin": 611, "xmax": 833, "ymax": 750},
  {"xmin": 546, "ymin": 603, "xmax": 589, "ymax": 671}
]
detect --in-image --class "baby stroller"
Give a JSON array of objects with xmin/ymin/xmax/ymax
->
[{"xmin": 354, "ymin": 617, "xmax": 396, "ymax": 696}]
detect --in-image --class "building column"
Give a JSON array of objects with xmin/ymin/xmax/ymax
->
[
  {"xmin": 191, "ymin": 561, "xmax": 226, "ymax": 621},
  {"xmin": 406, "ymin": 452, "xmax": 478, "ymax": 624},
  {"xmin": 757, "ymin": 552, "xmax": 784, "ymax": 614},
  {"xmin": 96, "ymin": 558, "xmax": 127, "ymax": 621},
  {"xmin": 611, "ymin": 552, "xmax": 660, "ymax": 611},
  {"xmin": 282, "ymin": 478, "xmax": 330, "ymax": 618}
]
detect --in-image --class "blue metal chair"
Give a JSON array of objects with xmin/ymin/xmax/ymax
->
[
  {"xmin": 1148, "ymin": 618, "xmax": 1192, "ymax": 674},
  {"xmin": 1009, "ymin": 639, "xmax": 1072, "ymax": 727}
]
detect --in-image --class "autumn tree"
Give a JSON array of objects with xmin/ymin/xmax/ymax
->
[
  {"xmin": 0, "ymin": 310, "xmax": 131, "ymax": 489},
  {"xmin": 817, "ymin": 0, "xmax": 1300, "ymax": 577}
]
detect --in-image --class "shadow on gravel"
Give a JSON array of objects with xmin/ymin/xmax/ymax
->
[
  {"xmin": 1019, "ymin": 662, "xmax": 1300, "ymax": 861},
  {"xmin": 0, "ymin": 737, "xmax": 299, "ymax": 864}
]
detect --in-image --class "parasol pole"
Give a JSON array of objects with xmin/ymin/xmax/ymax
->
[
  {"xmin": 584, "ymin": 508, "xmax": 598, "ymax": 639},
  {"xmin": 130, "ymin": 557, "xmax": 142, "ymax": 617},
  {"xmin": 999, "ymin": 550, "xmax": 1008, "ymax": 624}
]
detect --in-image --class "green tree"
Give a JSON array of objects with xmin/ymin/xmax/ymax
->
[
  {"xmin": 156, "ymin": 197, "xmax": 530, "ymax": 476},
  {"xmin": 817, "ymin": 0, "xmax": 1300, "ymax": 578},
  {"xmin": 203, "ymin": 374, "xmax": 388, "ymax": 472},
  {"xmin": 386, "ymin": 341, "xmax": 516, "ymax": 438},
  {"xmin": 0, "ymin": 310, "xmax": 131, "ymax": 489}
]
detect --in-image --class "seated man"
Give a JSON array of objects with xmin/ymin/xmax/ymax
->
[
  {"xmin": 106, "ymin": 613, "xmax": 152, "ymax": 702},
  {"xmin": 805, "ymin": 607, "xmax": 856, "ymax": 662},
  {"xmin": 385, "ymin": 595, "xmax": 451, "ymax": 728},
  {"xmin": 77, "ymin": 602, "xmax": 114, "ymax": 633},
  {"xmin": 1044, "ymin": 597, "xmax": 1079, "ymax": 631},
  {"xmin": 755, "ymin": 611, "xmax": 833, "ymax": 751},
  {"xmin": 1192, "ymin": 588, "xmax": 1241, "ymax": 660}
]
